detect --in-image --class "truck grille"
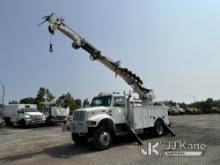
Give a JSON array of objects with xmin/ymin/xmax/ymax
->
[
  {"xmin": 31, "ymin": 115, "xmax": 42, "ymax": 120},
  {"xmin": 73, "ymin": 111, "xmax": 85, "ymax": 121},
  {"xmin": 56, "ymin": 116, "xmax": 65, "ymax": 120}
]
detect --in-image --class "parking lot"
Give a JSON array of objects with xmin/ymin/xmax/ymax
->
[{"xmin": 0, "ymin": 114, "xmax": 219, "ymax": 165}]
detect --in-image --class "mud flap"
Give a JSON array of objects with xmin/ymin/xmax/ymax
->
[
  {"xmin": 164, "ymin": 124, "xmax": 176, "ymax": 136},
  {"xmin": 128, "ymin": 127, "xmax": 143, "ymax": 145}
]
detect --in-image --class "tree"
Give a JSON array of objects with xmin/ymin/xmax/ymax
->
[
  {"xmin": 75, "ymin": 99, "xmax": 82, "ymax": 108},
  {"xmin": 83, "ymin": 98, "xmax": 90, "ymax": 107},
  {"xmin": 9, "ymin": 100, "xmax": 18, "ymax": 104},
  {"xmin": 35, "ymin": 87, "xmax": 55, "ymax": 111},
  {"xmin": 179, "ymin": 102, "xmax": 187, "ymax": 109},
  {"xmin": 45, "ymin": 89, "xmax": 55, "ymax": 102},
  {"xmin": 20, "ymin": 97, "xmax": 35, "ymax": 104},
  {"xmin": 57, "ymin": 93, "xmax": 81, "ymax": 114},
  {"xmin": 190, "ymin": 98, "xmax": 215, "ymax": 113},
  {"xmin": 35, "ymin": 87, "xmax": 55, "ymax": 103},
  {"xmin": 57, "ymin": 93, "xmax": 74, "ymax": 108}
]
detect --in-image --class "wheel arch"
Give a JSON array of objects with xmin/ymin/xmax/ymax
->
[
  {"xmin": 98, "ymin": 118, "xmax": 116, "ymax": 132},
  {"xmin": 154, "ymin": 117, "xmax": 165, "ymax": 126},
  {"xmin": 88, "ymin": 114, "xmax": 116, "ymax": 131}
]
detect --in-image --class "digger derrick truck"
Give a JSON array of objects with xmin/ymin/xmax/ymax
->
[{"xmin": 42, "ymin": 14, "xmax": 173, "ymax": 150}]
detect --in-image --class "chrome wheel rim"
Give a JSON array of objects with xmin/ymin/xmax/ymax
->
[{"xmin": 99, "ymin": 131, "xmax": 111, "ymax": 146}]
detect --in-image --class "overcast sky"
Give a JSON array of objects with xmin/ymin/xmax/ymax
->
[{"xmin": 1, "ymin": 0, "xmax": 220, "ymax": 103}]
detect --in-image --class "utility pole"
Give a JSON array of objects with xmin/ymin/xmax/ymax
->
[{"xmin": 0, "ymin": 81, "xmax": 5, "ymax": 105}]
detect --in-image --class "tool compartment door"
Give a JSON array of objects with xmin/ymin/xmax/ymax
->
[
  {"xmin": 131, "ymin": 107, "xmax": 144, "ymax": 129},
  {"xmin": 142, "ymin": 105, "xmax": 150, "ymax": 128}
]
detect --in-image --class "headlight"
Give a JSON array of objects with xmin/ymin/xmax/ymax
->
[
  {"xmin": 87, "ymin": 120, "xmax": 96, "ymax": 126},
  {"xmin": 42, "ymin": 115, "xmax": 46, "ymax": 120},
  {"xmin": 24, "ymin": 115, "xmax": 31, "ymax": 119}
]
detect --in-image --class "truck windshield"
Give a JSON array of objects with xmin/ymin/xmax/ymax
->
[
  {"xmin": 91, "ymin": 96, "xmax": 112, "ymax": 107},
  {"xmin": 22, "ymin": 108, "xmax": 39, "ymax": 112}
]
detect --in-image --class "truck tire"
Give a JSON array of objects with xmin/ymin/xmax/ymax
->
[
  {"xmin": 154, "ymin": 120, "xmax": 165, "ymax": 137},
  {"xmin": 72, "ymin": 133, "xmax": 89, "ymax": 145},
  {"xmin": 4, "ymin": 118, "xmax": 13, "ymax": 127},
  {"xmin": 20, "ymin": 119, "xmax": 27, "ymax": 128},
  {"xmin": 46, "ymin": 118, "xmax": 52, "ymax": 125},
  {"xmin": 0, "ymin": 120, "xmax": 4, "ymax": 128},
  {"xmin": 92, "ymin": 126, "xmax": 113, "ymax": 150}
]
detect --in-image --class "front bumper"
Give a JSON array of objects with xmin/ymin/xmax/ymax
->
[
  {"xmin": 50, "ymin": 118, "xmax": 67, "ymax": 123},
  {"xmin": 25, "ymin": 119, "xmax": 45, "ymax": 125},
  {"xmin": 63, "ymin": 123, "xmax": 88, "ymax": 133}
]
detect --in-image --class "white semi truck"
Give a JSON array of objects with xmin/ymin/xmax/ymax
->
[
  {"xmin": 41, "ymin": 14, "xmax": 174, "ymax": 150},
  {"xmin": 63, "ymin": 93, "xmax": 169, "ymax": 150},
  {"xmin": 3, "ymin": 104, "xmax": 46, "ymax": 127}
]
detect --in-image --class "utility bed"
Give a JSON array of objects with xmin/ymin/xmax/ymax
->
[{"xmin": 130, "ymin": 104, "xmax": 169, "ymax": 130}]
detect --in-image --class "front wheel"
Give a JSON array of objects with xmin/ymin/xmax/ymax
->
[
  {"xmin": 72, "ymin": 133, "xmax": 89, "ymax": 145},
  {"xmin": 92, "ymin": 126, "xmax": 113, "ymax": 150},
  {"xmin": 20, "ymin": 119, "xmax": 27, "ymax": 128}
]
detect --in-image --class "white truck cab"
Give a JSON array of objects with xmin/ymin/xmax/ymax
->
[
  {"xmin": 63, "ymin": 93, "xmax": 169, "ymax": 150},
  {"xmin": 3, "ymin": 104, "xmax": 46, "ymax": 127}
]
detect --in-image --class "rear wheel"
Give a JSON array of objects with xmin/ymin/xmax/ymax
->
[
  {"xmin": 72, "ymin": 133, "xmax": 89, "ymax": 145},
  {"xmin": 0, "ymin": 120, "xmax": 5, "ymax": 128},
  {"xmin": 92, "ymin": 126, "xmax": 113, "ymax": 150},
  {"xmin": 154, "ymin": 120, "xmax": 165, "ymax": 137},
  {"xmin": 4, "ymin": 118, "xmax": 13, "ymax": 127}
]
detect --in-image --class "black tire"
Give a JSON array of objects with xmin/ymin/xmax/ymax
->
[
  {"xmin": 92, "ymin": 126, "xmax": 113, "ymax": 150},
  {"xmin": 0, "ymin": 120, "xmax": 4, "ymax": 128},
  {"xmin": 4, "ymin": 118, "xmax": 13, "ymax": 127},
  {"xmin": 20, "ymin": 119, "xmax": 27, "ymax": 128},
  {"xmin": 154, "ymin": 120, "xmax": 165, "ymax": 137},
  {"xmin": 72, "ymin": 133, "xmax": 89, "ymax": 145},
  {"xmin": 46, "ymin": 118, "xmax": 52, "ymax": 125}
]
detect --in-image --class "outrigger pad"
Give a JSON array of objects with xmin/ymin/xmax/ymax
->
[{"xmin": 164, "ymin": 124, "xmax": 176, "ymax": 137}]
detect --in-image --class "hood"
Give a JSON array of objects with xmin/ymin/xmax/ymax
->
[
  {"xmin": 25, "ymin": 112, "xmax": 43, "ymax": 116},
  {"xmin": 75, "ymin": 106, "xmax": 110, "ymax": 112}
]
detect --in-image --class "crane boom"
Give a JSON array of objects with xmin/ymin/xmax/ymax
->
[{"xmin": 43, "ymin": 14, "xmax": 153, "ymax": 101}]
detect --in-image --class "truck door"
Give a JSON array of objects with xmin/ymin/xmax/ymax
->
[{"xmin": 112, "ymin": 96, "xmax": 126, "ymax": 123}]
